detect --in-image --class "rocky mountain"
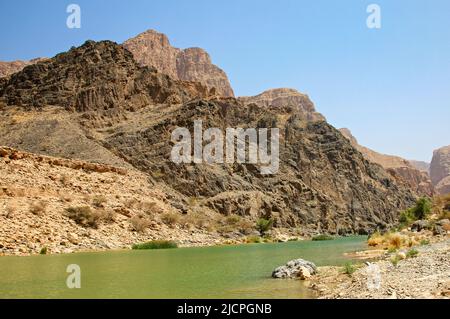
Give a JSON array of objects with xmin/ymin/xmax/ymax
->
[
  {"xmin": 409, "ymin": 160, "xmax": 430, "ymax": 173},
  {"xmin": 123, "ymin": 29, "xmax": 234, "ymax": 97},
  {"xmin": 0, "ymin": 39, "xmax": 418, "ymax": 256},
  {"xmin": 430, "ymin": 145, "xmax": 450, "ymax": 195},
  {"xmin": 339, "ymin": 128, "xmax": 434, "ymax": 196},
  {"xmin": 0, "ymin": 40, "xmax": 212, "ymax": 119},
  {"xmin": 238, "ymin": 88, "xmax": 325, "ymax": 122},
  {"xmin": 0, "ymin": 58, "xmax": 46, "ymax": 78}
]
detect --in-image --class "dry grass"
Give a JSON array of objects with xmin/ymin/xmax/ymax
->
[
  {"xmin": 368, "ymin": 232, "xmax": 408, "ymax": 250},
  {"xmin": 92, "ymin": 195, "xmax": 107, "ymax": 208},
  {"xmin": 130, "ymin": 214, "xmax": 150, "ymax": 233},
  {"xmin": 64, "ymin": 206, "xmax": 114, "ymax": 228},
  {"xmin": 65, "ymin": 206, "xmax": 99, "ymax": 228},
  {"xmin": 388, "ymin": 233, "xmax": 403, "ymax": 249},
  {"xmin": 161, "ymin": 212, "xmax": 180, "ymax": 227}
]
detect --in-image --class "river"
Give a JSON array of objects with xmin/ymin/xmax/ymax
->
[{"xmin": 0, "ymin": 236, "xmax": 367, "ymax": 298}]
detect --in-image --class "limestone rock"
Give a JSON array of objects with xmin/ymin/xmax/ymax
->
[
  {"xmin": 238, "ymin": 88, "xmax": 325, "ymax": 122},
  {"xmin": 430, "ymin": 145, "xmax": 450, "ymax": 195},
  {"xmin": 123, "ymin": 29, "xmax": 234, "ymax": 97},
  {"xmin": 272, "ymin": 258, "xmax": 317, "ymax": 279},
  {"xmin": 340, "ymin": 128, "xmax": 434, "ymax": 196}
]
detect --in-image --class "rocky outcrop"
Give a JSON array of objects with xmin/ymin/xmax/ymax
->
[
  {"xmin": 0, "ymin": 40, "xmax": 212, "ymax": 117},
  {"xmin": 239, "ymin": 88, "xmax": 325, "ymax": 122},
  {"xmin": 108, "ymin": 98, "xmax": 416, "ymax": 235},
  {"xmin": 0, "ymin": 39, "xmax": 417, "ymax": 239},
  {"xmin": 272, "ymin": 258, "xmax": 317, "ymax": 279},
  {"xmin": 0, "ymin": 147, "xmax": 225, "ymax": 256},
  {"xmin": 123, "ymin": 29, "xmax": 234, "ymax": 97},
  {"xmin": 430, "ymin": 145, "xmax": 450, "ymax": 195},
  {"xmin": 339, "ymin": 128, "xmax": 434, "ymax": 196},
  {"xmin": 0, "ymin": 58, "xmax": 47, "ymax": 78},
  {"xmin": 409, "ymin": 160, "xmax": 430, "ymax": 173}
]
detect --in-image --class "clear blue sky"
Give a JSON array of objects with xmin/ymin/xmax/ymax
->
[{"xmin": 0, "ymin": 0, "xmax": 449, "ymax": 162}]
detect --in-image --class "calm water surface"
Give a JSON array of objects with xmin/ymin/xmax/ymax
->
[{"xmin": 0, "ymin": 236, "xmax": 367, "ymax": 298}]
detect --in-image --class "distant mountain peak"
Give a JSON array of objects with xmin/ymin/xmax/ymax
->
[{"xmin": 123, "ymin": 29, "xmax": 234, "ymax": 97}]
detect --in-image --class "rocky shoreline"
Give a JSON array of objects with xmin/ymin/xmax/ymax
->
[{"xmin": 309, "ymin": 238, "xmax": 450, "ymax": 299}]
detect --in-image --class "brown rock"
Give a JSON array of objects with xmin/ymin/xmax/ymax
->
[
  {"xmin": 0, "ymin": 58, "xmax": 47, "ymax": 78},
  {"xmin": 239, "ymin": 88, "xmax": 326, "ymax": 122},
  {"xmin": 340, "ymin": 128, "xmax": 434, "ymax": 196},
  {"xmin": 123, "ymin": 29, "xmax": 234, "ymax": 97},
  {"xmin": 430, "ymin": 145, "xmax": 450, "ymax": 195}
]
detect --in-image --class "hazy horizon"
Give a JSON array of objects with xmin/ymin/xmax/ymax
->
[{"xmin": 1, "ymin": 0, "xmax": 449, "ymax": 162}]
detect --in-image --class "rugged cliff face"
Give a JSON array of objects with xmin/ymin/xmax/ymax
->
[
  {"xmin": 107, "ymin": 98, "xmax": 415, "ymax": 234},
  {"xmin": 0, "ymin": 40, "xmax": 212, "ymax": 119},
  {"xmin": 238, "ymin": 88, "xmax": 326, "ymax": 122},
  {"xmin": 430, "ymin": 145, "xmax": 450, "ymax": 195},
  {"xmin": 123, "ymin": 29, "xmax": 234, "ymax": 97},
  {"xmin": 0, "ymin": 40, "xmax": 416, "ymax": 238},
  {"xmin": 339, "ymin": 128, "xmax": 434, "ymax": 196}
]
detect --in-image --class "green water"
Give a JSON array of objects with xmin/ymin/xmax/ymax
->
[{"xmin": 0, "ymin": 236, "xmax": 367, "ymax": 299}]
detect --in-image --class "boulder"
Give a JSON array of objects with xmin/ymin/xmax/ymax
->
[
  {"xmin": 272, "ymin": 258, "xmax": 317, "ymax": 279},
  {"xmin": 411, "ymin": 220, "xmax": 430, "ymax": 232}
]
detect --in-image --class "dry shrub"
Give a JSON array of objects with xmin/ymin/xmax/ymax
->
[
  {"xmin": 181, "ymin": 211, "xmax": 211, "ymax": 229},
  {"xmin": 161, "ymin": 212, "xmax": 179, "ymax": 227},
  {"xmin": 92, "ymin": 195, "xmax": 107, "ymax": 208},
  {"xmin": 237, "ymin": 219, "xmax": 254, "ymax": 235},
  {"xmin": 140, "ymin": 201, "xmax": 158, "ymax": 215},
  {"xmin": 65, "ymin": 206, "xmax": 102, "ymax": 228},
  {"xmin": 130, "ymin": 215, "xmax": 150, "ymax": 233},
  {"xmin": 388, "ymin": 233, "xmax": 403, "ymax": 249},
  {"xmin": 99, "ymin": 210, "xmax": 115, "ymax": 223},
  {"xmin": 124, "ymin": 198, "xmax": 139, "ymax": 209},
  {"xmin": 30, "ymin": 201, "xmax": 47, "ymax": 216},
  {"xmin": 368, "ymin": 232, "xmax": 384, "ymax": 247},
  {"xmin": 225, "ymin": 215, "xmax": 241, "ymax": 225}
]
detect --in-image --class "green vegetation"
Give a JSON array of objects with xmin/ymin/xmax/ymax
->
[
  {"xmin": 132, "ymin": 240, "xmax": 178, "ymax": 250},
  {"xmin": 39, "ymin": 247, "xmax": 47, "ymax": 255},
  {"xmin": 391, "ymin": 255, "xmax": 400, "ymax": 267},
  {"xmin": 399, "ymin": 197, "xmax": 432, "ymax": 228},
  {"xmin": 420, "ymin": 239, "xmax": 430, "ymax": 246},
  {"xmin": 406, "ymin": 248, "xmax": 419, "ymax": 258},
  {"xmin": 312, "ymin": 234, "xmax": 334, "ymax": 241},
  {"xmin": 342, "ymin": 262, "xmax": 356, "ymax": 275},
  {"xmin": 387, "ymin": 246, "xmax": 397, "ymax": 253},
  {"xmin": 256, "ymin": 218, "xmax": 273, "ymax": 236}
]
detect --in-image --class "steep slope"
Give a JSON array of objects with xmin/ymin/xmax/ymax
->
[
  {"xmin": 0, "ymin": 40, "xmax": 211, "ymax": 115},
  {"xmin": 430, "ymin": 145, "xmax": 450, "ymax": 195},
  {"xmin": 0, "ymin": 40, "xmax": 416, "ymax": 239},
  {"xmin": 0, "ymin": 147, "xmax": 223, "ymax": 256},
  {"xmin": 409, "ymin": 160, "xmax": 430, "ymax": 173},
  {"xmin": 339, "ymin": 128, "xmax": 434, "ymax": 196},
  {"xmin": 123, "ymin": 29, "xmax": 234, "ymax": 97},
  {"xmin": 107, "ymin": 98, "xmax": 416, "ymax": 235}
]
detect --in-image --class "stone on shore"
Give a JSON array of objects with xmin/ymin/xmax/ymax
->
[{"xmin": 272, "ymin": 258, "xmax": 317, "ymax": 279}]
